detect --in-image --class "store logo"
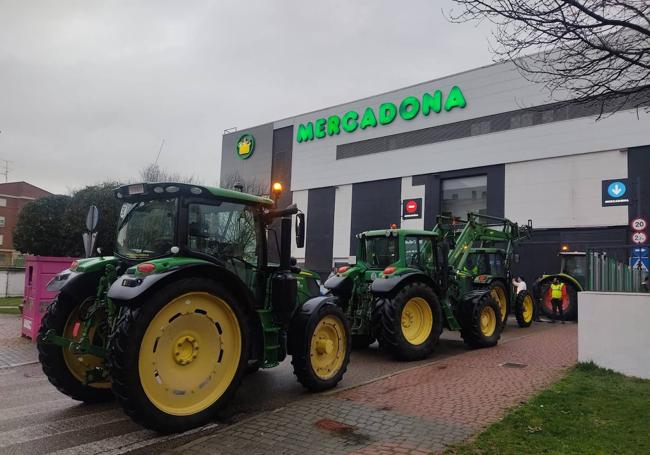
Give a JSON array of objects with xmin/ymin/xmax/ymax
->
[
  {"xmin": 607, "ymin": 181, "xmax": 626, "ymax": 198},
  {"xmin": 236, "ymin": 134, "xmax": 255, "ymax": 160},
  {"xmin": 296, "ymin": 86, "xmax": 467, "ymax": 143}
]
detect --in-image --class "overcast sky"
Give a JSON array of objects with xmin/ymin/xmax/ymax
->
[{"xmin": 0, "ymin": 0, "xmax": 494, "ymax": 194}]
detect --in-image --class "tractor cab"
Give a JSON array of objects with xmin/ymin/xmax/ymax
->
[{"xmin": 559, "ymin": 251, "xmax": 587, "ymax": 288}]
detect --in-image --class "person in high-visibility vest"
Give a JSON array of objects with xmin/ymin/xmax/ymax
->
[{"xmin": 550, "ymin": 278, "xmax": 565, "ymax": 323}]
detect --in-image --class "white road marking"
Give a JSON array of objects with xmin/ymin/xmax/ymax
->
[{"xmin": 47, "ymin": 423, "xmax": 220, "ymax": 455}]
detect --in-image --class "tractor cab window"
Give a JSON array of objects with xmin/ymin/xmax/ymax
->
[
  {"xmin": 562, "ymin": 255, "xmax": 586, "ymax": 285},
  {"xmin": 404, "ymin": 236, "xmax": 435, "ymax": 271},
  {"xmin": 465, "ymin": 252, "xmax": 490, "ymax": 275},
  {"xmin": 187, "ymin": 202, "xmax": 259, "ymax": 266},
  {"xmin": 364, "ymin": 236, "xmax": 398, "ymax": 269},
  {"xmin": 487, "ymin": 253, "xmax": 505, "ymax": 277},
  {"xmin": 116, "ymin": 198, "xmax": 177, "ymax": 259}
]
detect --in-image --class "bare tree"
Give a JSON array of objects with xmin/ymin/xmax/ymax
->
[
  {"xmin": 449, "ymin": 1, "xmax": 650, "ymax": 115},
  {"xmin": 138, "ymin": 163, "xmax": 199, "ymax": 184},
  {"xmin": 221, "ymin": 171, "xmax": 268, "ymax": 196}
]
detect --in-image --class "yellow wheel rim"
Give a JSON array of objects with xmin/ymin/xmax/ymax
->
[
  {"xmin": 401, "ymin": 297, "xmax": 433, "ymax": 345},
  {"xmin": 310, "ymin": 315, "xmax": 346, "ymax": 380},
  {"xmin": 62, "ymin": 301, "xmax": 111, "ymax": 389},
  {"xmin": 522, "ymin": 295, "xmax": 534, "ymax": 323},
  {"xmin": 480, "ymin": 306, "xmax": 497, "ymax": 337},
  {"xmin": 491, "ymin": 287, "xmax": 507, "ymax": 322},
  {"xmin": 138, "ymin": 292, "xmax": 242, "ymax": 416}
]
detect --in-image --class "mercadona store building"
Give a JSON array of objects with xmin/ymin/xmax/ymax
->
[{"xmin": 220, "ymin": 60, "xmax": 650, "ymax": 281}]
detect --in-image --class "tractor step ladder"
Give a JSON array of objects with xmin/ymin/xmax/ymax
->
[{"xmin": 256, "ymin": 309, "xmax": 282, "ymax": 368}]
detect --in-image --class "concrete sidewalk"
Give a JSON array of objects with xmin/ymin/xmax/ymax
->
[
  {"xmin": 0, "ymin": 314, "xmax": 38, "ymax": 369},
  {"xmin": 173, "ymin": 324, "xmax": 577, "ymax": 455}
]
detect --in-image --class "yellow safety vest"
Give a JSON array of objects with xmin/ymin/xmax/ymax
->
[{"xmin": 550, "ymin": 283, "xmax": 563, "ymax": 299}]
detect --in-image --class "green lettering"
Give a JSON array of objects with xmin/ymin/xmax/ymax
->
[
  {"xmin": 342, "ymin": 111, "xmax": 359, "ymax": 133},
  {"xmin": 378, "ymin": 102, "xmax": 397, "ymax": 125},
  {"xmin": 399, "ymin": 96, "xmax": 420, "ymax": 120},
  {"xmin": 360, "ymin": 107, "xmax": 377, "ymax": 129},
  {"xmin": 315, "ymin": 118, "xmax": 327, "ymax": 139},
  {"xmin": 296, "ymin": 122, "xmax": 314, "ymax": 143},
  {"xmin": 444, "ymin": 86, "xmax": 467, "ymax": 111},
  {"xmin": 327, "ymin": 115, "xmax": 341, "ymax": 136},
  {"xmin": 421, "ymin": 91, "xmax": 442, "ymax": 115}
]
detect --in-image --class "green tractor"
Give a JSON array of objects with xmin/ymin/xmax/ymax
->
[
  {"xmin": 325, "ymin": 214, "xmax": 508, "ymax": 361},
  {"xmin": 451, "ymin": 215, "xmax": 535, "ymax": 329},
  {"xmin": 533, "ymin": 250, "xmax": 585, "ymax": 321},
  {"xmin": 38, "ymin": 182, "xmax": 351, "ymax": 433}
]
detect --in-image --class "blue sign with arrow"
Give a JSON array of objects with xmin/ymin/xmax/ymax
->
[{"xmin": 602, "ymin": 178, "xmax": 630, "ymax": 206}]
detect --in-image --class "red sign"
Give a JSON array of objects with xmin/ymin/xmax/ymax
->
[
  {"xmin": 405, "ymin": 200, "xmax": 418, "ymax": 213},
  {"xmin": 402, "ymin": 198, "xmax": 422, "ymax": 220}
]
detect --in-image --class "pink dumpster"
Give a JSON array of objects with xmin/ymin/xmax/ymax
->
[{"xmin": 21, "ymin": 255, "xmax": 77, "ymax": 340}]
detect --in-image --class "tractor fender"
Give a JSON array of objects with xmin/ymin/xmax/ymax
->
[
  {"xmin": 107, "ymin": 263, "xmax": 257, "ymax": 311},
  {"xmin": 287, "ymin": 295, "xmax": 340, "ymax": 356},
  {"xmin": 324, "ymin": 275, "xmax": 353, "ymax": 300},
  {"xmin": 47, "ymin": 270, "xmax": 103, "ymax": 303},
  {"xmin": 370, "ymin": 272, "xmax": 436, "ymax": 296}
]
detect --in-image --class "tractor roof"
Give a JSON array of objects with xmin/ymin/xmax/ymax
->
[
  {"xmin": 559, "ymin": 251, "xmax": 586, "ymax": 256},
  {"xmin": 115, "ymin": 182, "xmax": 274, "ymax": 206},
  {"xmin": 362, "ymin": 229, "xmax": 439, "ymax": 238}
]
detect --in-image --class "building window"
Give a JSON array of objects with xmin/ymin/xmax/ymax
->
[
  {"xmin": 441, "ymin": 175, "xmax": 488, "ymax": 220},
  {"xmin": 0, "ymin": 235, "xmax": 4, "ymax": 245},
  {"xmin": 0, "ymin": 198, "xmax": 6, "ymax": 207},
  {"xmin": 0, "ymin": 216, "xmax": 4, "ymax": 227}
]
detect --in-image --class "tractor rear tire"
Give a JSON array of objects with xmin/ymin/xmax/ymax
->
[
  {"xmin": 375, "ymin": 282, "xmax": 443, "ymax": 361},
  {"xmin": 460, "ymin": 292, "xmax": 502, "ymax": 349},
  {"xmin": 351, "ymin": 334, "xmax": 375, "ymax": 349},
  {"xmin": 514, "ymin": 291, "xmax": 535, "ymax": 328},
  {"xmin": 488, "ymin": 281, "xmax": 509, "ymax": 327},
  {"xmin": 539, "ymin": 280, "xmax": 578, "ymax": 321},
  {"xmin": 108, "ymin": 278, "xmax": 249, "ymax": 434},
  {"xmin": 37, "ymin": 294, "xmax": 113, "ymax": 403},
  {"xmin": 291, "ymin": 303, "xmax": 351, "ymax": 392}
]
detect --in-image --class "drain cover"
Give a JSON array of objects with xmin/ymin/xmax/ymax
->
[
  {"xmin": 502, "ymin": 362, "xmax": 527, "ymax": 369},
  {"xmin": 315, "ymin": 418, "xmax": 357, "ymax": 433}
]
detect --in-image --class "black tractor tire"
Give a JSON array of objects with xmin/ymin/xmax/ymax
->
[
  {"xmin": 460, "ymin": 292, "xmax": 503, "ymax": 349},
  {"xmin": 291, "ymin": 303, "xmax": 351, "ymax": 392},
  {"xmin": 37, "ymin": 294, "xmax": 114, "ymax": 403},
  {"xmin": 375, "ymin": 282, "xmax": 443, "ymax": 361},
  {"xmin": 514, "ymin": 290, "xmax": 535, "ymax": 328},
  {"xmin": 539, "ymin": 280, "xmax": 578, "ymax": 321},
  {"xmin": 488, "ymin": 281, "xmax": 509, "ymax": 327},
  {"xmin": 351, "ymin": 333, "xmax": 375, "ymax": 350},
  {"xmin": 108, "ymin": 277, "xmax": 249, "ymax": 434}
]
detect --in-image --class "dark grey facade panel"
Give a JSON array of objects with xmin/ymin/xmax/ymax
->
[
  {"xmin": 268, "ymin": 126, "xmax": 294, "ymax": 263},
  {"xmin": 513, "ymin": 226, "xmax": 628, "ymax": 284},
  {"xmin": 336, "ymin": 93, "xmax": 650, "ymax": 160},
  {"xmin": 628, "ymin": 145, "xmax": 650, "ymax": 221},
  {"xmin": 305, "ymin": 187, "xmax": 336, "ymax": 278},
  {"xmin": 420, "ymin": 165, "xmax": 505, "ymax": 230},
  {"xmin": 220, "ymin": 123, "xmax": 274, "ymax": 189},
  {"xmin": 349, "ymin": 178, "xmax": 402, "ymax": 256}
]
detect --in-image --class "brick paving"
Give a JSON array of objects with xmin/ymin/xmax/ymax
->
[
  {"xmin": 0, "ymin": 314, "xmax": 38, "ymax": 369},
  {"xmin": 173, "ymin": 323, "xmax": 577, "ymax": 455}
]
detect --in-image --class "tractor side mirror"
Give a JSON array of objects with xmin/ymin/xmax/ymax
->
[{"xmin": 296, "ymin": 213, "xmax": 305, "ymax": 249}]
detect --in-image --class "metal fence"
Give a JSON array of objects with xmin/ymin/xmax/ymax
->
[{"xmin": 587, "ymin": 247, "xmax": 647, "ymax": 292}]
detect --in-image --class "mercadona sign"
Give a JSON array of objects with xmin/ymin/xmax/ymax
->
[{"xmin": 296, "ymin": 85, "xmax": 467, "ymax": 143}]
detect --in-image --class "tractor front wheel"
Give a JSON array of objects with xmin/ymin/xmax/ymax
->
[
  {"xmin": 488, "ymin": 281, "xmax": 508, "ymax": 327},
  {"xmin": 460, "ymin": 292, "xmax": 502, "ymax": 349},
  {"xmin": 376, "ymin": 282, "xmax": 443, "ymax": 361},
  {"xmin": 108, "ymin": 278, "xmax": 248, "ymax": 433},
  {"xmin": 514, "ymin": 291, "xmax": 535, "ymax": 328},
  {"xmin": 291, "ymin": 303, "xmax": 351, "ymax": 391},
  {"xmin": 37, "ymin": 294, "xmax": 113, "ymax": 403}
]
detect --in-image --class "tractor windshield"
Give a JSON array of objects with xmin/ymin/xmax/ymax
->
[
  {"xmin": 364, "ymin": 236, "xmax": 398, "ymax": 268},
  {"xmin": 116, "ymin": 198, "xmax": 177, "ymax": 259},
  {"xmin": 561, "ymin": 255, "xmax": 587, "ymax": 285}
]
